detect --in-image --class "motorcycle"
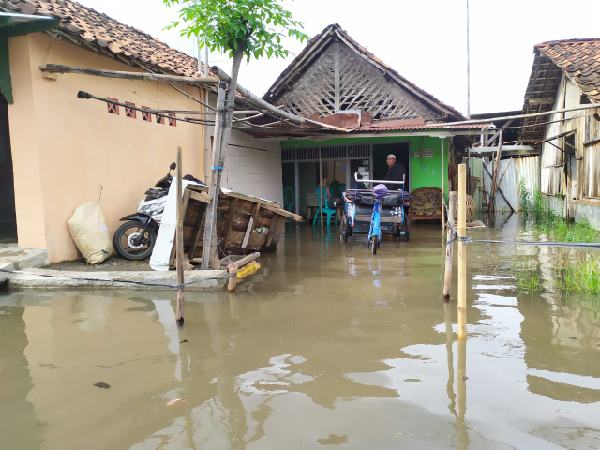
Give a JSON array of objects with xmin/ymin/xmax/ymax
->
[{"xmin": 113, "ymin": 163, "xmax": 175, "ymax": 261}]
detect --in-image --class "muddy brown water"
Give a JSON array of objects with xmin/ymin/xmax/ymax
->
[{"xmin": 1, "ymin": 217, "xmax": 600, "ymax": 450}]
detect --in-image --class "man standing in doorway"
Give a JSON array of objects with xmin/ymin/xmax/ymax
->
[{"xmin": 384, "ymin": 154, "xmax": 406, "ymax": 188}]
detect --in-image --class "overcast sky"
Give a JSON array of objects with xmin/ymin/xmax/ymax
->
[{"xmin": 79, "ymin": 0, "xmax": 600, "ymax": 115}]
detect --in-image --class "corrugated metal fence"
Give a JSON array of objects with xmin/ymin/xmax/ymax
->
[{"xmin": 482, "ymin": 156, "xmax": 540, "ymax": 211}]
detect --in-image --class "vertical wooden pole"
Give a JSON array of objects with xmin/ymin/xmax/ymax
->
[
  {"xmin": 201, "ymin": 82, "xmax": 227, "ymax": 269},
  {"xmin": 441, "ymin": 138, "xmax": 446, "ymax": 232},
  {"xmin": 318, "ymin": 147, "xmax": 324, "ymax": 227},
  {"xmin": 488, "ymin": 129, "xmax": 503, "ymax": 214},
  {"xmin": 443, "ymin": 301, "xmax": 456, "ymax": 414},
  {"xmin": 456, "ymin": 334, "xmax": 468, "ymax": 448},
  {"xmin": 442, "ymin": 191, "xmax": 457, "ymax": 299},
  {"xmin": 175, "ymin": 146, "xmax": 185, "ymax": 326},
  {"xmin": 457, "ymin": 164, "xmax": 467, "ymax": 339}
]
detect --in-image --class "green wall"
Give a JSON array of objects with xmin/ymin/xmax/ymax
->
[{"xmin": 281, "ymin": 135, "xmax": 449, "ymax": 197}]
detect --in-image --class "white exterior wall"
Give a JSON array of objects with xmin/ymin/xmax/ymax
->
[
  {"xmin": 205, "ymin": 96, "xmax": 283, "ymax": 203},
  {"xmin": 221, "ymin": 130, "xmax": 283, "ymax": 202}
]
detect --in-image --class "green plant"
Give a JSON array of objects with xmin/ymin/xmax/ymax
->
[
  {"xmin": 512, "ymin": 258, "xmax": 541, "ymax": 292},
  {"xmin": 558, "ymin": 255, "xmax": 600, "ymax": 295},
  {"xmin": 518, "ymin": 178, "xmax": 532, "ymax": 216}
]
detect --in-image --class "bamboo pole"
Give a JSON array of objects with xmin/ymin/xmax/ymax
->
[
  {"xmin": 442, "ymin": 191, "xmax": 457, "ymax": 299},
  {"xmin": 457, "ymin": 164, "xmax": 467, "ymax": 339},
  {"xmin": 175, "ymin": 146, "xmax": 185, "ymax": 326},
  {"xmin": 41, "ymin": 64, "xmax": 217, "ymax": 84}
]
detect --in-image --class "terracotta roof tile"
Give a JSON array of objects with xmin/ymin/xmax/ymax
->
[
  {"xmin": 535, "ymin": 38, "xmax": 600, "ymax": 102},
  {"xmin": 4, "ymin": 0, "xmax": 202, "ymax": 76}
]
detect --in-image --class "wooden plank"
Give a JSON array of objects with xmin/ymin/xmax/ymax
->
[
  {"xmin": 241, "ymin": 204, "xmax": 260, "ymax": 249},
  {"xmin": 187, "ymin": 200, "xmax": 206, "ymax": 261},
  {"xmin": 222, "ymin": 198, "xmax": 239, "ymax": 247},
  {"xmin": 188, "ymin": 189, "xmax": 210, "ymax": 203},
  {"xmin": 175, "ymin": 146, "xmax": 185, "ymax": 326}
]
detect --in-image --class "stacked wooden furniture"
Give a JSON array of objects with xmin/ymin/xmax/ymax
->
[
  {"xmin": 409, "ymin": 187, "xmax": 443, "ymax": 221},
  {"xmin": 181, "ymin": 186, "xmax": 302, "ymax": 264}
]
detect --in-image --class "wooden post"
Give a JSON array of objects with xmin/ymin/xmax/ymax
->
[
  {"xmin": 457, "ymin": 164, "xmax": 467, "ymax": 339},
  {"xmin": 443, "ymin": 301, "xmax": 456, "ymax": 414},
  {"xmin": 201, "ymin": 82, "xmax": 227, "ymax": 269},
  {"xmin": 442, "ymin": 191, "xmax": 457, "ymax": 299},
  {"xmin": 456, "ymin": 334, "xmax": 468, "ymax": 448},
  {"xmin": 488, "ymin": 129, "xmax": 503, "ymax": 214},
  {"xmin": 175, "ymin": 146, "xmax": 185, "ymax": 326},
  {"xmin": 441, "ymin": 137, "xmax": 446, "ymax": 232},
  {"xmin": 226, "ymin": 252, "xmax": 260, "ymax": 292}
]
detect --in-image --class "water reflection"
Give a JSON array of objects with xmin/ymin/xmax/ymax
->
[{"xmin": 0, "ymin": 224, "xmax": 599, "ymax": 449}]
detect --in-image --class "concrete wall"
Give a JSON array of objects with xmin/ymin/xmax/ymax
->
[{"xmin": 8, "ymin": 33, "xmax": 206, "ymax": 262}]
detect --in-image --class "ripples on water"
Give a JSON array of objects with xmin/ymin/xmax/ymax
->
[{"xmin": 1, "ymin": 217, "xmax": 599, "ymax": 450}]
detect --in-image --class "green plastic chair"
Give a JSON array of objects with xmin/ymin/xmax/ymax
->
[
  {"xmin": 312, "ymin": 186, "xmax": 338, "ymax": 226},
  {"xmin": 283, "ymin": 186, "xmax": 295, "ymax": 212}
]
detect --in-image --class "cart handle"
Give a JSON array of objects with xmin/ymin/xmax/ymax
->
[{"xmin": 354, "ymin": 171, "xmax": 405, "ymax": 186}]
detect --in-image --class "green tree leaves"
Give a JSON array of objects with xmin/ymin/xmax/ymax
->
[{"xmin": 163, "ymin": 0, "xmax": 307, "ymax": 60}]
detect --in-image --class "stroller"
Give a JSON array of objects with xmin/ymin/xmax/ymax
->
[{"xmin": 340, "ymin": 172, "xmax": 410, "ymax": 254}]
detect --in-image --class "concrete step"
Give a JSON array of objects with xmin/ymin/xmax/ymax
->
[{"xmin": 0, "ymin": 245, "xmax": 49, "ymax": 272}]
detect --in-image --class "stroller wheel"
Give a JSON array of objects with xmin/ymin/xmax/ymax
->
[
  {"xmin": 370, "ymin": 236, "xmax": 378, "ymax": 255},
  {"xmin": 339, "ymin": 216, "xmax": 350, "ymax": 243}
]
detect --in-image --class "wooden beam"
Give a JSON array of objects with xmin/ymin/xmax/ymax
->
[{"xmin": 40, "ymin": 64, "xmax": 218, "ymax": 85}]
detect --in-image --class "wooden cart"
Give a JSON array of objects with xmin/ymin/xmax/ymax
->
[{"xmin": 180, "ymin": 186, "xmax": 302, "ymax": 264}]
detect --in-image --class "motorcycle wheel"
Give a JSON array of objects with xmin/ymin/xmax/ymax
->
[{"xmin": 113, "ymin": 221, "xmax": 157, "ymax": 261}]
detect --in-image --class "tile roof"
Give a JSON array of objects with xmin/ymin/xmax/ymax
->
[
  {"xmin": 357, "ymin": 119, "xmax": 490, "ymax": 132},
  {"xmin": 2, "ymin": 0, "xmax": 202, "ymax": 76},
  {"xmin": 520, "ymin": 38, "xmax": 600, "ymax": 144},
  {"xmin": 263, "ymin": 23, "xmax": 464, "ymax": 121},
  {"xmin": 535, "ymin": 38, "xmax": 600, "ymax": 102}
]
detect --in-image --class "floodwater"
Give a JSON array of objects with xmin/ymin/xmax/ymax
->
[{"xmin": 1, "ymin": 217, "xmax": 600, "ymax": 450}]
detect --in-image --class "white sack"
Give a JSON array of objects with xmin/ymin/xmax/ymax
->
[{"xmin": 68, "ymin": 201, "xmax": 113, "ymax": 264}]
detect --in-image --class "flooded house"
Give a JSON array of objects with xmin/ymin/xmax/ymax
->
[
  {"xmin": 252, "ymin": 24, "xmax": 487, "ymax": 220},
  {"xmin": 520, "ymin": 38, "xmax": 600, "ymax": 230},
  {"xmin": 0, "ymin": 0, "xmax": 283, "ymax": 263}
]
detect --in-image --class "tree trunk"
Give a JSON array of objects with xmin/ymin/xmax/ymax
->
[{"xmin": 205, "ymin": 47, "xmax": 244, "ymax": 268}]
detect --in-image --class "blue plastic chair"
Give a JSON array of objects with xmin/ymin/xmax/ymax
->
[{"xmin": 312, "ymin": 186, "xmax": 338, "ymax": 226}]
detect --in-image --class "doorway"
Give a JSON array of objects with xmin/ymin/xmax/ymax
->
[
  {"xmin": 372, "ymin": 142, "xmax": 410, "ymax": 189},
  {"xmin": 0, "ymin": 94, "xmax": 17, "ymax": 242}
]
